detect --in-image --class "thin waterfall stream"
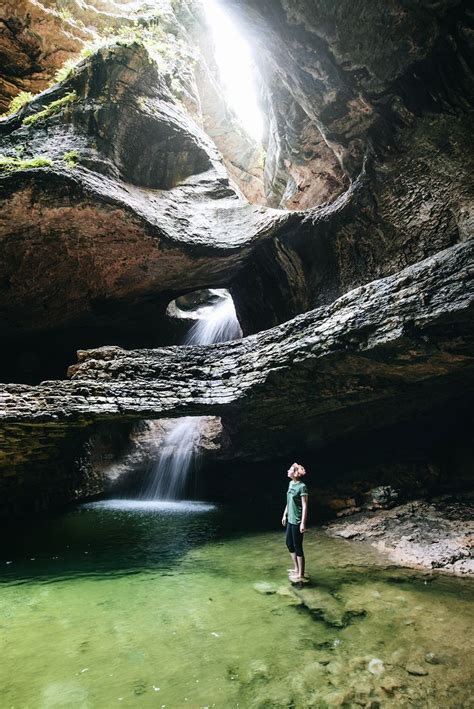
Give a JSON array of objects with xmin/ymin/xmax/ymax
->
[{"xmin": 139, "ymin": 292, "xmax": 242, "ymax": 501}]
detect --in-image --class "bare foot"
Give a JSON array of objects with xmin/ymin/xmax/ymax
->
[{"xmin": 287, "ymin": 568, "xmax": 298, "ymax": 575}]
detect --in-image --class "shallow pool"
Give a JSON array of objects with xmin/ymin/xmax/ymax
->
[{"xmin": 1, "ymin": 500, "xmax": 473, "ymax": 707}]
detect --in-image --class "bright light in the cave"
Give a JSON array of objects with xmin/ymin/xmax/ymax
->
[{"xmin": 202, "ymin": 0, "xmax": 263, "ymax": 142}]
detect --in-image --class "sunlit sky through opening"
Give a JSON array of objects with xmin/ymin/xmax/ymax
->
[{"xmin": 202, "ymin": 0, "xmax": 264, "ymax": 142}]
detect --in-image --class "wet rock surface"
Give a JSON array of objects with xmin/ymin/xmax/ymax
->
[
  {"xmin": 85, "ymin": 416, "xmax": 225, "ymax": 496},
  {"xmin": 1, "ymin": 0, "xmax": 473, "ymax": 364},
  {"xmin": 326, "ymin": 494, "xmax": 474, "ymax": 575},
  {"xmin": 0, "ymin": 0, "xmax": 473, "ymax": 525},
  {"xmin": 0, "ymin": 40, "xmax": 284, "ymax": 380},
  {"xmin": 224, "ymin": 0, "xmax": 474, "ymax": 203},
  {"xmin": 0, "ymin": 0, "xmax": 90, "ymax": 111},
  {"xmin": 1, "ymin": 239, "xmax": 472, "ymax": 427},
  {"xmin": 0, "ymin": 239, "xmax": 473, "ymax": 517}
]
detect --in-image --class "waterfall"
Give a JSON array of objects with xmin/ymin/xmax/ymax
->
[
  {"xmin": 140, "ymin": 292, "xmax": 242, "ymax": 500},
  {"xmin": 182, "ymin": 296, "xmax": 243, "ymax": 345}
]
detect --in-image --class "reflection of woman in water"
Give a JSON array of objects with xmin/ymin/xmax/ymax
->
[{"xmin": 281, "ymin": 462, "xmax": 308, "ymax": 581}]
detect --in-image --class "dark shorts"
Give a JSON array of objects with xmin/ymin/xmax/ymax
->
[{"xmin": 286, "ymin": 522, "xmax": 304, "ymax": 557}]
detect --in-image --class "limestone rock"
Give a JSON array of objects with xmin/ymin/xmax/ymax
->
[
  {"xmin": 406, "ymin": 663, "xmax": 429, "ymax": 677},
  {"xmin": 0, "ymin": 238, "xmax": 472, "ymax": 517},
  {"xmin": 0, "ymin": 41, "xmax": 283, "ymax": 367},
  {"xmin": 0, "ymin": 0, "xmax": 473, "ymax": 525},
  {"xmin": 326, "ymin": 494, "xmax": 474, "ymax": 575},
  {"xmin": 224, "ymin": 0, "xmax": 474, "ymax": 201},
  {"xmin": 424, "ymin": 652, "xmax": 443, "ymax": 665},
  {"xmin": 2, "ymin": 0, "xmax": 474, "ymax": 381},
  {"xmin": 0, "ymin": 0, "xmax": 90, "ymax": 112}
]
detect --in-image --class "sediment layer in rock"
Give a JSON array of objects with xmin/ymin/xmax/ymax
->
[{"xmin": 1, "ymin": 239, "xmax": 472, "ymax": 474}]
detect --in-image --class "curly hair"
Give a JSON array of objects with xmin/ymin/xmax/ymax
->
[{"xmin": 290, "ymin": 463, "xmax": 306, "ymax": 477}]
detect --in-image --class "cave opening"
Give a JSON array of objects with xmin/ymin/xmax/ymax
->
[
  {"xmin": 202, "ymin": 0, "xmax": 264, "ymax": 143},
  {"xmin": 167, "ymin": 287, "xmax": 243, "ymax": 345},
  {"xmin": 116, "ymin": 288, "xmax": 242, "ymax": 502},
  {"xmin": 0, "ymin": 289, "xmax": 243, "ymax": 385}
]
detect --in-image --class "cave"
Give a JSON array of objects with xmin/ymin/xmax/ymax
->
[{"xmin": 0, "ymin": 0, "xmax": 473, "ymax": 705}]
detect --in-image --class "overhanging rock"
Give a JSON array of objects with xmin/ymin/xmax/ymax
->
[{"xmin": 1, "ymin": 239, "xmax": 473, "ymax": 473}]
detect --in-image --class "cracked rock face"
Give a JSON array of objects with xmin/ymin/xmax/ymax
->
[
  {"xmin": 0, "ymin": 0, "xmax": 90, "ymax": 112},
  {"xmin": 0, "ymin": 41, "xmax": 285, "ymax": 381},
  {"xmin": 0, "ymin": 0, "xmax": 266, "ymax": 203},
  {"xmin": 326, "ymin": 495, "xmax": 474, "ymax": 575},
  {"xmin": 2, "ymin": 1, "xmax": 473, "ymax": 366},
  {"xmin": 223, "ymin": 0, "xmax": 474, "ymax": 208},
  {"xmin": 1, "ymin": 239, "xmax": 473, "ymax": 517},
  {"xmin": 0, "ymin": 0, "xmax": 473, "ymax": 522}
]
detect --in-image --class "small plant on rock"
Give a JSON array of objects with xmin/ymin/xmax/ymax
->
[
  {"xmin": 0, "ymin": 91, "xmax": 35, "ymax": 118},
  {"xmin": 63, "ymin": 150, "xmax": 79, "ymax": 167},
  {"xmin": 57, "ymin": 8, "xmax": 73, "ymax": 22},
  {"xmin": 22, "ymin": 92, "xmax": 77, "ymax": 126},
  {"xmin": 50, "ymin": 58, "xmax": 81, "ymax": 86},
  {"xmin": 0, "ymin": 155, "xmax": 53, "ymax": 172}
]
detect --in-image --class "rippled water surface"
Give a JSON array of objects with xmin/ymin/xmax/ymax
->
[{"xmin": 1, "ymin": 500, "xmax": 473, "ymax": 708}]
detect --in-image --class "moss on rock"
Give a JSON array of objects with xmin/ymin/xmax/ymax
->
[
  {"xmin": 23, "ymin": 92, "xmax": 77, "ymax": 126},
  {"xmin": 0, "ymin": 91, "xmax": 35, "ymax": 119},
  {"xmin": 63, "ymin": 150, "xmax": 79, "ymax": 168},
  {"xmin": 0, "ymin": 155, "xmax": 53, "ymax": 172}
]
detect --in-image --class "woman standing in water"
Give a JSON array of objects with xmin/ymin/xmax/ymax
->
[{"xmin": 281, "ymin": 462, "xmax": 308, "ymax": 581}]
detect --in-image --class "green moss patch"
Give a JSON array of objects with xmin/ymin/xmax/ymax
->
[
  {"xmin": 0, "ymin": 155, "xmax": 53, "ymax": 173},
  {"xmin": 50, "ymin": 59, "xmax": 80, "ymax": 86},
  {"xmin": 63, "ymin": 150, "xmax": 79, "ymax": 167},
  {"xmin": 22, "ymin": 92, "xmax": 77, "ymax": 126},
  {"xmin": 0, "ymin": 91, "xmax": 35, "ymax": 119}
]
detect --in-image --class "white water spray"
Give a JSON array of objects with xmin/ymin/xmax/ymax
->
[
  {"xmin": 140, "ymin": 292, "xmax": 242, "ymax": 500},
  {"xmin": 183, "ymin": 295, "xmax": 242, "ymax": 345}
]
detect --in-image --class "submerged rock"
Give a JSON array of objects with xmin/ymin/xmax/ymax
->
[
  {"xmin": 367, "ymin": 658, "xmax": 385, "ymax": 676},
  {"xmin": 380, "ymin": 677, "xmax": 402, "ymax": 694},
  {"xmin": 424, "ymin": 652, "xmax": 443, "ymax": 665},
  {"xmin": 253, "ymin": 582, "xmax": 277, "ymax": 595},
  {"xmin": 406, "ymin": 663, "xmax": 429, "ymax": 677}
]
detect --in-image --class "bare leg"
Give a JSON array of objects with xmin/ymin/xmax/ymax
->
[
  {"xmin": 290, "ymin": 557, "xmax": 306, "ymax": 582},
  {"xmin": 288, "ymin": 552, "xmax": 298, "ymax": 575},
  {"xmin": 297, "ymin": 555, "xmax": 305, "ymax": 579}
]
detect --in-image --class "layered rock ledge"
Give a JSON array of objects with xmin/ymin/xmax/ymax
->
[
  {"xmin": 0, "ymin": 1, "xmax": 473, "ymax": 526},
  {"xmin": 0, "ymin": 239, "xmax": 472, "ymax": 511},
  {"xmin": 0, "ymin": 42, "xmax": 281, "ymax": 339}
]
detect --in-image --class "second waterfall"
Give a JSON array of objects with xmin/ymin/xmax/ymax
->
[{"xmin": 140, "ymin": 291, "xmax": 242, "ymax": 501}]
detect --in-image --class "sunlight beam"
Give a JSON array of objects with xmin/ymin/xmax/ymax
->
[{"xmin": 202, "ymin": 0, "xmax": 264, "ymax": 142}]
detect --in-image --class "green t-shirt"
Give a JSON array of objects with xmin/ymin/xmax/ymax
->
[{"xmin": 287, "ymin": 481, "xmax": 308, "ymax": 524}]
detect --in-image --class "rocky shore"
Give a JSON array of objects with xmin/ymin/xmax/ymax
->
[{"xmin": 325, "ymin": 495, "xmax": 474, "ymax": 576}]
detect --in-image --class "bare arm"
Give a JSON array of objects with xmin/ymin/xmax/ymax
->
[
  {"xmin": 300, "ymin": 495, "xmax": 308, "ymax": 533},
  {"xmin": 281, "ymin": 504, "xmax": 288, "ymax": 527}
]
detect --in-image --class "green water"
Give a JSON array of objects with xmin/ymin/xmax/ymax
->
[{"xmin": 1, "ymin": 500, "xmax": 473, "ymax": 708}]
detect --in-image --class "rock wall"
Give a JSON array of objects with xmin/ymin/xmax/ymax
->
[
  {"xmin": 0, "ymin": 39, "xmax": 284, "ymax": 382},
  {"xmin": 227, "ymin": 0, "xmax": 474, "ymax": 329},
  {"xmin": 0, "ymin": 0, "xmax": 473, "ymax": 520},
  {"xmin": 0, "ymin": 239, "xmax": 473, "ymax": 516},
  {"xmin": 0, "ymin": 0, "xmax": 266, "ymax": 203},
  {"xmin": 223, "ymin": 0, "xmax": 474, "ymax": 206}
]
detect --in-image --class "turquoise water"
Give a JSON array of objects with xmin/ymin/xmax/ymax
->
[{"xmin": 1, "ymin": 500, "xmax": 473, "ymax": 708}]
